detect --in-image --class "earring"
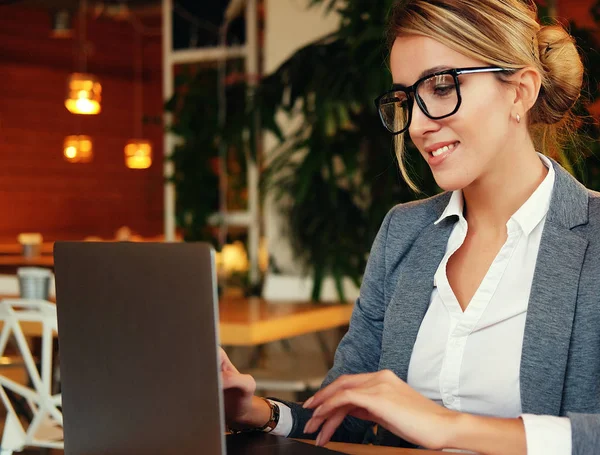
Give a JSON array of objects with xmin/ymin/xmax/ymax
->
[{"xmin": 516, "ymin": 113, "xmax": 521, "ymax": 124}]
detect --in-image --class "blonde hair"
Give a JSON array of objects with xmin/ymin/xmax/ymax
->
[{"xmin": 387, "ymin": 0, "xmax": 584, "ymax": 191}]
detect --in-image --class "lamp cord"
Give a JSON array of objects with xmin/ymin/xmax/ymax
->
[
  {"xmin": 79, "ymin": 0, "xmax": 87, "ymax": 73},
  {"xmin": 132, "ymin": 17, "xmax": 144, "ymax": 139}
]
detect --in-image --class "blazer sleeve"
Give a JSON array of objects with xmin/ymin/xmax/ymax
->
[
  {"xmin": 273, "ymin": 207, "xmax": 396, "ymax": 443},
  {"xmin": 568, "ymin": 412, "xmax": 600, "ymax": 455}
]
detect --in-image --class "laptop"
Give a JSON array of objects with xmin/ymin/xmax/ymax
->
[{"xmin": 54, "ymin": 242, "xmax": 345, "ymax": 455}]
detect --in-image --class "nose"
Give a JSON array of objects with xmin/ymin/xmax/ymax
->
[{"xmin": 408, "ymin": 99, "xmax": 442, "ymax": 138}]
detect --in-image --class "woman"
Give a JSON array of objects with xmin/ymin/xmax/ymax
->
[{"xmin": 221, "ymin": 1, "xmax": 600, "ymax": 453}]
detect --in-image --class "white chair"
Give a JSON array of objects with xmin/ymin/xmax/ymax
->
[
  {"xmin": 0, "ymin": 273, "xmax": 56, "ymax": 299},
  {"xmin": 0, "ymin": 299, "xmax": 63, "ymax": 453},
  {"xmin": 0, "ymin": 275, "xmax": 19, "ymax": 296}
]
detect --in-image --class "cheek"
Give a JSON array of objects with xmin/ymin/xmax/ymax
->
[{"xmin": 450, "ymin": 87, "xmax": 510, "ymax": 142}]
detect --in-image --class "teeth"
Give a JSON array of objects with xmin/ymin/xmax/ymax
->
[{"xmin": 431, "ymin": 142, "xmax": 458, "ymax": 157}]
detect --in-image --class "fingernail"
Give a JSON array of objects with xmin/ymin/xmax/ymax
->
[
  {"xmin": 303, "ymin": 397, "xmax": 314, "ymax": 408},
  {"xmin": 313, "ymin": 405, "xmax": 322, "ymax": 417},
  {"xmin": 303, "ymin": 421, "xmax": 311, "ymax": 434},
  {"xmin": 316, "ymin": 432, "xmax": 322, "ymax": 446}
]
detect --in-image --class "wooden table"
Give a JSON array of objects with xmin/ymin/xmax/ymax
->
[
  {"xmin": 0, "ymin": 254, "xmax": 54, "ymax": 274},
  {"xmin": 0, "ymin": 296, "xmax": 354, "ymax": 347},
  {"xmin": 0, "ymin": 255, "xmax": 54, "ymax": 268},
  {"xmin": 297, "ymin": 440, "xmax": 446, "ymax": 454},
  {"xmin": 0, "ymin": 242, "xmax": 54, "ymax": 255},
  {"xmin": 219, "ymin": 297, "xmax": 353, "ymax": 346},
  {"xmin": 0, "ymin": 242, "xmax": 55, "ymax": 273},
  {"xmin": 18, "ymin": 440, "xmax": 447, "ymax": 454}
]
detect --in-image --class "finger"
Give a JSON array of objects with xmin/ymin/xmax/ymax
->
[
  {"xmin": 304, "ymin": 409, "xmax": 325, "ymax": 435},
  {"xmin": 303, "ymin": 372, "xmax": 377, "ymax": 409},
  {"xmin": 315, "ymin": 388, "xmax": 380, "ymax": 425},
  {"xmin": 316, "ymin": 407, "xmax": 351, "ymax": 446},
  {"xmin": 221, "ymin": 371, "xmax": 255, "ymax": 394},
  {"xmin": 306, "ymin": 384, "xmax": 383, "ymax": 435},
  {"xmin": 219, "ymin": 347, "xmax": 239, "ymax": 374},
  {"xmin": 305, "ymin": 388, "xmax": 377, "ymax": 436},
  {"xmin": 304, "ymin": 403, "xmax": 351, "ymax": 436},
  {"xmin": 310, "ymin": 374, "xmax": 386, "ymax": 417},
  {"xmin": 347, "ymin": 407, "xmax": 373, "ymax": 422}
]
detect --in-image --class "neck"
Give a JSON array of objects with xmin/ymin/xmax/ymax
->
[{"xmin": 462, "ymin": 139, "xmax": 548, "ymax": 233}]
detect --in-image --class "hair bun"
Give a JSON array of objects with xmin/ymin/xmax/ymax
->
[{"xmin": 531, "ymin": 25, "xmax": 584, "ymax": 125}]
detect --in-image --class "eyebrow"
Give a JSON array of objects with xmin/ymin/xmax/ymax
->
[{"xmin": 393, "ymin": 65, "xmax": 454, "ymax": 89}]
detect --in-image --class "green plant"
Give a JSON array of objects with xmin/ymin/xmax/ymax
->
[
  {"xmin": 165, "ymin": 64, "xmax": 252, "ymax": 243},
  {"xmin": 166, "ymin": 0, "xmax": 600, "ymax": 302},
  {"xmin": 258, "ymin": 0, "xmax": 600, "ymax": 301},
  {"xmin": 258, "ymin": 0, "xmax": 438, "ymax": 301}
]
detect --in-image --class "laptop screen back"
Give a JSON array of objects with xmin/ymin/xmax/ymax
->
[{"xmin": 54, "ymin": 242, "xmax": 225, "ymax": 455}]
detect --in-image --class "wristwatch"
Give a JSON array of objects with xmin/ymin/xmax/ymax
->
[{"xmin": 229, "ymin": 398, "xmax": 280, "ymax": 434}]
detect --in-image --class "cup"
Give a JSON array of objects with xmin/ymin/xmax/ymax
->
[
  {"xmin": 17, "ymin": 267, "xmax": 52, "ymax": 300},
  {"xmin": 17, "ymin": 233, "xmax": 43, "ymax": 258}
]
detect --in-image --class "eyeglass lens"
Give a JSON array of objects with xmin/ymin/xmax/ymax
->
[{"xmin": 379, "ymin": 73, "xmax": 459, "ymax": 133}]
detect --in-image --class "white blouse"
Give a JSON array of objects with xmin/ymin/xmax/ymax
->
[
  {"xmin": 407, "ymin": 153, "xmax": 570, "ymax": 454},
  {"xmin": 273, "ymin": 154, "xmax": 571, "ymax": 454}
]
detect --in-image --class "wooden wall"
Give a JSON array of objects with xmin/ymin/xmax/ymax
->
[
  {"xmin": 0, "ymin": 5, "xmax": 164, "ymax": 241},
  {"xmin": 560, "ymin": 0, "xmax": 597, "ymax": 29},
  {"xmin": 0, "ymin": 1, "xmax": 596, "ymax": 242}
]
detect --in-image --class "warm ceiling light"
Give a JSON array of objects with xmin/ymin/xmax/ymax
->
[
  {"xmin": 65, "ymin": 73, "xmax": 101, "ymax": 115},
  {"xmin": 63, "ymin": 135, "xmax": 93, "ymax": 163},
  {"xmin": 124, "ymin": 139, "xmax": 152, "ymax": 169}
]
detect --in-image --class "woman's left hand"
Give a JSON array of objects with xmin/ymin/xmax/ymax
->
[{"xmin": 302, "ymin": 369, "xmax": 458, "ymax": 449}]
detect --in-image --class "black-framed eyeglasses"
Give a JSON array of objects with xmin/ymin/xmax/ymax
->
[{"xmin": 374, "ymin": 66, "xmax": 510, "ymax": 135}]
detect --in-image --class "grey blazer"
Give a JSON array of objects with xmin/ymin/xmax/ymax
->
[{"xmin": 279, "ymin": 160, "xmax": 600, "ymax": 454}]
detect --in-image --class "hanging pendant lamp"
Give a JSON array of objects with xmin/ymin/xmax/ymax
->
[
  {"xmin": 124, "ymin": 20, "xmax": 151, "ymax": 169},
  {"xmin": 63, "ymin": 135, "xmax": 93, "ymax": 163},
  {"xmin": 65, "ymin": 0, "xmax": 101, "ymax": 115}
]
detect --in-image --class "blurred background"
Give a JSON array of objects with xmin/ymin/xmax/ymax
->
[
  {"xmin": 0, "ymin": 1, "xmax": 600, "ymax": 451},
  {"xmin": 0, "ymin": 0, "xmax": 599, "ymax": 301}
]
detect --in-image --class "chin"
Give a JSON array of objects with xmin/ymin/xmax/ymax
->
[{"xmin": 431, "ymin": 173, "xmax": 471, "ymax": 193}]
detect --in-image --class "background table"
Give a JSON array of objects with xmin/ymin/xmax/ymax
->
[
  {"xmin": 0, "ymin": 255, "xmax": 54, "ymax": 273},
  {"xmin": 0, "ymin": 243, "xmax": 54, "ymax": 256},
  {"xmin": 0, "ymin": 296, "xmax": 353, "ymax": 344},
  {"xmin": 220, "ymin": 297, "xmax": 353, "ymax": 346}
]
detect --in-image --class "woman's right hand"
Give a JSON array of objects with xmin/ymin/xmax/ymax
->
[{"xmin": 219, "ymin": 347, "xmax": 271, "ymax": 429}]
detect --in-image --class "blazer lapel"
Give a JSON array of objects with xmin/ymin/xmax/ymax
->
[
  {"xmin": 520, "ymin": 161, "xmax": 589, "ymax": 415},
  {"xmin": 382, "ymin": 216, "xmax": 455, "ymax": 381}
]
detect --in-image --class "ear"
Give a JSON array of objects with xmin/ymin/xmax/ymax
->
[{"xmin": 509, "ymin": 67, "xmax": 542, "ymax": 117}]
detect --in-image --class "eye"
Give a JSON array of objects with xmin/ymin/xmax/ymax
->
[
  {"xmin": 420, "ymin": 73, "xmax": 457, "ymax": 99},
  {"xmin": 433, "ymin": 84, "xmax": 455, "ymax": 97}
]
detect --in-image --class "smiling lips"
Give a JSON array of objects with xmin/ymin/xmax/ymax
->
[
  {"xmin": 424, "ymin": 141, "xmax": 460, "ymax": 165},
  {"xmin": 428, "ymin": 141, "xmax": 459, "ymax": 157}
]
